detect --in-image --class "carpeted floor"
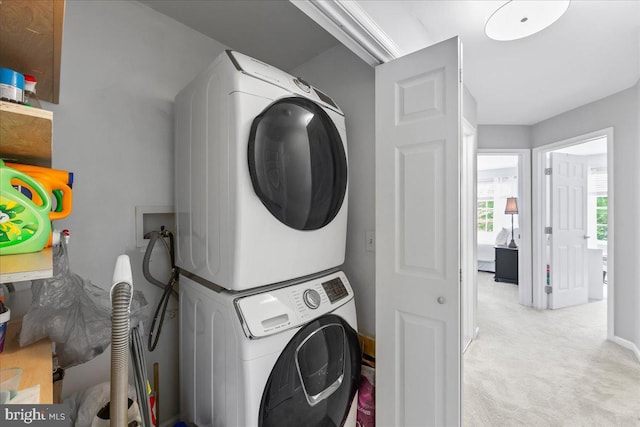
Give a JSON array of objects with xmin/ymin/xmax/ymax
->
[{"xmin": 463, "ymin": 272, "xmax": 640, "ymax": 426}]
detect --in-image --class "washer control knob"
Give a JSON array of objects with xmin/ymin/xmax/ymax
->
[
  {"xmin": 303, "ymin": 289, "xmax": 321, "ymax": 309},
  {"xmin": 294, "ymin": 77, "xmax": 311, "ymax": 93}
]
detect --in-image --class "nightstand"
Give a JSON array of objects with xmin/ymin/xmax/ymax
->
[{"xmin": 494, "ymin": 246, "xmax": 518, "ymax": 284}]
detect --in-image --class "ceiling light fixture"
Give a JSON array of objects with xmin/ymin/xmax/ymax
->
[{"xmin": 485, "ymin": 0, "xmax": 570, "ymax": 41}]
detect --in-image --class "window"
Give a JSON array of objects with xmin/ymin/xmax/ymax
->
[
  {"xmin": 477, "ymin": 200, "xmax": 494, "ymax": 232},
  {"xmin": 596, "ymin": 196, "xmax": 607, "ymax": 241}
]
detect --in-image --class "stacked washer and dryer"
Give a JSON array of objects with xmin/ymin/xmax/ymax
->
[{"xmin": 174, "ymin": 51, "xmax": 360, "ymax": 427}]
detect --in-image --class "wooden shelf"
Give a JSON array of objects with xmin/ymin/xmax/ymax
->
[
  {"xmin": 0, "ymin": 247, "xmax": 53, "ymax": 283},
  {"xmin": 0, "ymin": 100, "xmax": 52, "ymax": 167},
  {"xmin": 0, "ymin": 0, "xmax": 61, "ymax": 283},
  {"xmin": 0, "ymin": 0, "xmax": 65, "ymax": 104}
]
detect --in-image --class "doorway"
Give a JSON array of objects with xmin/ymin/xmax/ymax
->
[
  {"xmin": 476, "ymin": 149, "xmax": 532, "ymax": 308},
  {"xmin": 532, "ymin": 128, "xmax": 614, "ymax": 340}
]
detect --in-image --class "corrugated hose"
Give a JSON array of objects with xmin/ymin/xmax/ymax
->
[{"xmin": 110, "ymin": 256, "xmax": 133, "ymax": 426}]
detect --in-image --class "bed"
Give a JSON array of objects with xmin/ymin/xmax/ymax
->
[
  {"xmin": 477, "ymin": 228, "xmax": 518, "ymax": 273},
  {"xmin": 477, "ymin": 243, "xmax": 496, "ymax": 272}
]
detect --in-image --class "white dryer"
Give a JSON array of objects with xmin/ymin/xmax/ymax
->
[
  {"xmin": 179, "ymin": 271, "xmax": 361, "ymax": 427},
  {"xmin": 174, "ymin": 51, "xmax": 348, "ymax": 291}
]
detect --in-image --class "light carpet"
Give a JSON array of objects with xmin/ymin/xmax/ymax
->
[{"xmin": 463, "ymin": 272, "xmax": 640, "ymax": 426}]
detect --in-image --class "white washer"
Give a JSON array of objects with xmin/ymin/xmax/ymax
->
[
  {"xmin": 179, "ymin": 270, "xmax": 361, "ymax": 427},
  {"xmin": 174, "ymin": 51, "xmax": 349, "ymax": 291}
]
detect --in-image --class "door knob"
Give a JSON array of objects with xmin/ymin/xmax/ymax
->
[
  {"xmin": 584, "ymin": 235, "xmax": 591, "ymax": 239},
  {"xmin": 437, "ymin": 296, "xmax": 446, "ymax": 304}
]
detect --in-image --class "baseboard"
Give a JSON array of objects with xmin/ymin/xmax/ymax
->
[
  {"xmin": 160, "ymin": 414, "xmax": 181, "ymax": 427},
  {"xmin": 612, "ymin": 336, "xmax": 640, "ymax": 363}
]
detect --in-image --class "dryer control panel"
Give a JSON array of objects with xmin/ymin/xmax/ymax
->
[{"xmin": 234, "ymin": 271, "xmax": 354, "ymax": 338}]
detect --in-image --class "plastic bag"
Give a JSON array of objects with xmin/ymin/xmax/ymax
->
[
  {"xmin": 356, "ymin": 364, "xmax": 375, "ymax": 427},
  {"xmin": 19, "ymin": 239, "xmax": 149, "ymax": 369},
  {"xmin": 64, "ymin": 381, "xmax": 140, "ymax": 427}
]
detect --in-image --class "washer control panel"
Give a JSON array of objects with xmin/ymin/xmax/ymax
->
[{"xmin": 235, "ymin": 271, "xmax": 354, "ymax": 338}]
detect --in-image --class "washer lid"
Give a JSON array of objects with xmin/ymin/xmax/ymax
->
[
  {"xmin": 235, "ymin": 271, "xmax": 354, "ymax": 338},
  {"xmin": 248, "ymin": 97, "xmax": 348, "ymax": 231}
]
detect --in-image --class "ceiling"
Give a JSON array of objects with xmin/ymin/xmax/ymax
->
[
  {"xmin": 554, "ymin": 137, "xmax": 607, "ymax": 155},
  {"xmin": 478, "ymin": 155, "xmax": 519, "ymax": 171},
  {"xmin": 138, "ymin": 0, "xmax": 340, "ymax": 72},
  {"xmin": 357, "ymin": 0, "xmax": 640, "ymax": 125},
  {"xmin": 139, "ymin": 0, "xmax": 640, "ymax": 126}
]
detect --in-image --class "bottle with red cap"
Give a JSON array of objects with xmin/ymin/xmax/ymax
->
[{"xmin": 23, "ymin": 75, "xmax": 41, "ymax": 108}]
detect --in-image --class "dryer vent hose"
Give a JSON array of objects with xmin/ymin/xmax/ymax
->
[{"xmin": 110, "ymin": 256, "xmax": 134, "ymax": 426}]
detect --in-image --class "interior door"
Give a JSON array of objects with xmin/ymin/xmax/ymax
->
[
  {"xmin": 549, "ymin": 152, "xmax": 589, "ymax": 309},
  {"xmin": 375, "ymin": 37, "xmax": 461, "ymax": 426}
]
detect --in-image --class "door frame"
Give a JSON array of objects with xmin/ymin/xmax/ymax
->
[
  {"xmin": 532, "ymin": 127, "xmax": 614, "ymax": 340},
  {"xmin": 477, "ymin": 148, "xmax": 532, "ymax": 306},
  {"xmin": 462, "ymin": 119, "xmax": 478, "ymax": 352}
]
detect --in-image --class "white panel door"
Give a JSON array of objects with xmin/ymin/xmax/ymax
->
[
  {"xmin": 375, "ymin": 37, "xmax": 461, "ymax": 427},
  {"xmin": 550, "ymin": 152, "xmax": 589, "ymax": 309}
]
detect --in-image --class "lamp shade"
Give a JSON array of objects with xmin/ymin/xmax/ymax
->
[{"xmin": 505, "ymin": 197, "xmax": 519, "ymax": 214}]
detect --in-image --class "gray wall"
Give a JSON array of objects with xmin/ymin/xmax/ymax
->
[
  {"xmin": 531, "ymin": 84, "xmax": 639, "ymax": 345},
  {"xmin": 478, "ymin": 125, "xmax": 532, "ymax": 149},
  {"xmin": 49, "ymin": 0, "xmax": 226, "ymax": 420},
  {"xmin": 637, "ymin": 40, "xmax": 640, "ymax": 350},
  {"xmin": 637, "ymin": 78, "xmax": 640, "ymax": 350},
  {"xmin": 293, "ymin": 46, "xmax": 376, "ymax": 337}
]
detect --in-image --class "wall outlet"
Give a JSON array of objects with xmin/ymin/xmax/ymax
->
[{"xmin": 366, "ymin": 230, "xmax": 375, "ymax": 252}]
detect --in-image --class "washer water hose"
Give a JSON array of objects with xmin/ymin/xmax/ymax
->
[
  {"xmin": 143, "ymin": 229, "xmax": 178, "ymax": 352},
  {"xmin": 110, "ymin": 255, "xmax": 134, "ymax": 426}
]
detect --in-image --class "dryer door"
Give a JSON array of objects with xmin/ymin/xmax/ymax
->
[
  {"xmin": 248, "ymin": 97, "xmax": 347, "ymax": 231},
  {"xmin": 259, "ymin": 314, "xmax": 361, "ymax": 427}
]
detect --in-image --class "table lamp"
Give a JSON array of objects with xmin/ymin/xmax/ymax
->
[{"xmin": 505, "ymin": 197, "xmax": 519, "ymax": 248}]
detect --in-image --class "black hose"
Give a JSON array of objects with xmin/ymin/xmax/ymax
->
[{"xmin": 143, "ymin": 229, "xmax": 178, "ymax": 351}]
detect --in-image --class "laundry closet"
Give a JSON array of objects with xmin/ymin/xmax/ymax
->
[{"xmin": 0, "ymin": 1, "xmax": 378, "ymax": 425}]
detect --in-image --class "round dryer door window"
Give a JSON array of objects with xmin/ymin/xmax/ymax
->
[
  {"xmin": 248, "ymin": 97, "xmax": 347, "ymax": 230},
  {"xmin": 259, "ymin": 315, "xmax": 361, "ymax": 427}
]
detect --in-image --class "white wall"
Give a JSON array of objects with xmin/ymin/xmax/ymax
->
[
  {"xmin": 48, "ymin": 0, "xmax": 226, "ymax": 420},
  {"xmin": 531, "ymin": 84, "xmax": 639, "ymax": 345},
  {"xmin": 293, "ymin": 46, "xmax": 376, "ymax": 337},
  {"xmin": 464, "ymin": 85, "xmax": 478, "ymax": 128},
  {"xmin": 478, "ymin": 125, "xmax": 531, "ymax": 149}
]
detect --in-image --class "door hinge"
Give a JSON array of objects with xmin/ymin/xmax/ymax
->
[
  {"xmin": 545, "ymin": 286, "xmax": 553, "ymax": 294},
  {"xmin": 459, "ymin": 69, "xmax": 463, "ymax": 83},
  {"xmin": 544, "ymin": 227, "xmax": 553, "ymax": 235},
  {"xmin": 545, "ymin": 168, "xmax": 552, "ymax": 175}
]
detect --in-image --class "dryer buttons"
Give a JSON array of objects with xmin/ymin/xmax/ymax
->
[{"xmin": 303, "ymin": 289, "xmax": 321, "ymax": 309}]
